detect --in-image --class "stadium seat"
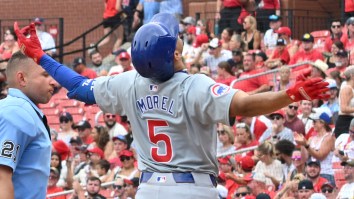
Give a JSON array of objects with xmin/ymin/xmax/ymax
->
[{"xmin": 43, "ymin": 108, "xmax": 60, "ymax": 116}]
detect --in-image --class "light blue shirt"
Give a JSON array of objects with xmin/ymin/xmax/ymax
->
[
  {"xmin": 159, "ymin": 0, "xmax": 183, "ymax": 15},
  {"xmin": 0, "ymin": 88, "xmax": 51, "ymax": 199},
  {"xmin": 139, "ymin": 0, "xmax": 160, "ymax": 24}
]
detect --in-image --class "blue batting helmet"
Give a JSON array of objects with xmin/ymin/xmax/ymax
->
[{"xmin": 131, "ymin": 13, "xmax": 179, "ymax": 82}]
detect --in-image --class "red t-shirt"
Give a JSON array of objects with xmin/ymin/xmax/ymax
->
[
  {"xmin": 345, "ymin": 0, "xmax": 354, "ymax": 12},
  {"xmin": 215, "ymin": 76, "xmax": 237, "ymax": 86},
  {"xmin": 47, "ymin": 186, "xmax": 66, "ymax": 199},
  {"xmin": 271, "ymin": 48, "xmax": 290, "ymax": 64},
  {"xmin": 324, "ymin": 35, "xmax": 346, "ymax": 52},
  {"xmin": 104, "ymin": 0, "xmax": 118, "ymax": 19},
  {"xmin": 262, "ymin": 0, "xmax": 280, "ymax": 10},
  {"xmin": 314, "ymin": 177, "xmax": 328, "ymax": 193},
  {"xmin": 223, "ymin": 0, "xmax": 242, "ymax": 8},
  {"xmin": 81, "ymin": 68, "xmax": 98, "ymax": 79},
  {"xmin": 289, "ymin": 49, "xmax": 324, "ymax": 71},
  {"xmin": 235, "ymin": 140, "xmax": 259, "ymax": 157},
  {"xmin": 233, "ymin": 69, "xmax": 269, "ymax": 92},
  {"xmin": 226, "ymin": 178, "xmax": 239, "ymax": 199}
]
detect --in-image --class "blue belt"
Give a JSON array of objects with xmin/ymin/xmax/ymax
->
[{"xmin": 140, "ymin": 172, "xmax": 217, "ymax": 187}]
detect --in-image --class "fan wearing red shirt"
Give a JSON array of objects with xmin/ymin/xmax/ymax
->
[
  {"xmin": 232, "ymin": 53, "xmax": 271, "ymax": 94},
  {"xmin": 72, "ymin": 57, "xmax": 98, "ymax": 79},
  {"xmin": 324, "ymin": 20, "xmax": 345, "ymax": 52},
  {"xmin": 46, "ymin": 167, "xmax": 66, "ymax": 199},
  {"xmin": 276, "ymin": 26, "xmax": 300, "ymax": 58},
  {"xmin": 215, "ymin": 61, "xmax": 237, "ymax": 86},
  {"xmin": 219, "ymin": 156, "xmax": 239, "ymax": 199},
  {"xmin": 305, "ymin": 159, "xmax": 329, "ymax": 192},
  {"xmin": 289, "ymin": 33, "xmax": 323, "ymax": 72},
  {"xmin": 345, "ymin": 0, "xmax": 354, "ymax": 19},
  {"xmin": 265, "ymin": 38, "xmax": 290, "ymax": 68}
]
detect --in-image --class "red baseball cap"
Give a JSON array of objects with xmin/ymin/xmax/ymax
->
[
  {"xmin": 240, "ymin": 156, "xmax": 255, "ymax": 171},
  {"xmin": 87, "ymin": 147, "xmax": 104, "ymax": 159},
  {"xmin": 269, "ymin": 109, "xmax": 286, "ymax": 118},
  {"xmin": 52, "ymin": 140, "xmax": 70, "ymax": 160},
  {"xmin": 218, "ymin": 156, "xmax": 231, "ymax": 164},
  {"xmin": 119, "ymin": 149, "xmax": 134, "ymax": 157},
  {"xmin": 187, "ymin": 26, "xmax": 196, "ymax": 35},
  {"xmin": 194, "ymin": 34, "xmax": 209, "ymax": 47},
  {"xmin": 119, "ymin": 52, "xmax": 131, "ymax": 60},
  {"xmin": 276, "ymin": 26, "xmax": 292, "ymax": 37}
]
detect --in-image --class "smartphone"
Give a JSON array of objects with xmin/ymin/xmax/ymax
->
[{"xmin": 339, "ymin": 150, "xmax": 345, "ymax": 156}]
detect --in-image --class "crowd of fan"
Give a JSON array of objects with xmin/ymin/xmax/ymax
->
[{"xmin": 2, "ymin": 1, "xmax": 354, "ymax": 198}]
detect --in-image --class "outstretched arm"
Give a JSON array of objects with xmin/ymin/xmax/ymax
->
[
  {"xmin": 14, "ymin": 22, "xmax": 96, "ymax": 104},
  {"xmin": 230, "ymin": 77, "xmax": 329, "ymax": 117}
]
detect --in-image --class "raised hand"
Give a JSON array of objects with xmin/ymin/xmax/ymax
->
[
  {"xmin": 286, "ymin": 77, "xmax": 329, "ymax": 102},
  {"xmin": 14, "ymin": 22, "xmax": 45, "ymax": 64},
  {"xmin": 294, "ymin": 132, "xmax": 307, "ymax": 146}
]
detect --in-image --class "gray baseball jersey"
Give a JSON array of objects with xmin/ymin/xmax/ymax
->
[{"xmin": 93, "ymin": 71, "xmax": 237, "ymax": 176}]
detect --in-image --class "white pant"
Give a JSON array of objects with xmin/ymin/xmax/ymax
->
[{"xmin": 136, "ymin": 172, "xmax": 219, "ymax": 199}]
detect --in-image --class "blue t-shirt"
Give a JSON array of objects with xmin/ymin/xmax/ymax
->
[
  {"xmin": 0, "ymin": 88, "xmax": 51, "ymax": 199},
  {"xmin": 139, "ymin": 0, "xmax": 160, "ymax": 24},
  {"xmin": 159, "ymin": 0, "xmax": 182, "ymax": 15}
]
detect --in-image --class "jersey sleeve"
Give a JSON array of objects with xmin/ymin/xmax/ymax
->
[
  {"xmin": 0, "ymin": 107, "xmax": 36, "ymax": 171},
  {"xmin": 185, "ymin": 74, "xmax": 238, "ymax": 125},
  {"xmin": 93, "ymin": 72, "xmax": 135, "ymax": 115}
]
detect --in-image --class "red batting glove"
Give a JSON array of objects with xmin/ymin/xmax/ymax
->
[
  {"xmin": 14, "ymin": 22, "xmax": 45, "ymax": 64},
  {"xmin": 286, "ymin": 77, "xmax": 330, "ymax": 102},
  {"xmin": 296, "ymin": 68, "xmax": 312, "ymax": 81}
]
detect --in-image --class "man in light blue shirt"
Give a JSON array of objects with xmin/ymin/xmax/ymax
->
[
  {"xmin": 159, "ymin": 0, "xmax": 183, "ymax": 20},
  {"xmin": 0, "ymin": 52, "xmax": 58, "ymax": 199}
]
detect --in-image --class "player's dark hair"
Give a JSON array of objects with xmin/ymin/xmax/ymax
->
[
  {"xmin": 275, "ymin": 139, "xmax": 295, "ymax": 156},
  {"xmin": 97, "ymin": 159, "xmax": 110, "ymax": 173}
]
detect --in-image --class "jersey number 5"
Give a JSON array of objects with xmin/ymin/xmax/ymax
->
[{"xmin": 147, "ymin": 120, "xmax": 172, "ymax": 162}]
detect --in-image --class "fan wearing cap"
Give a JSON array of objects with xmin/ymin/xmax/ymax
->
[
  {"xmin": 115, "ymin": 51, "xmax": 134, "ymax": 72},
  {"xmin": 326, "ymin": 49, "xmax": 349, "ymax": 75},
  {"xmin": 310, "ymin": 59, "xmax": 328, "ymax": 80},
  {"xmin": 228, "ymin": 156, "xmax": 255, "ymax": 186},
  {"xmin": 263, "ymin": 15, "xmax": 282, "ymax": 50},
  {"xmin": 268, "ymin": 109, "xmax": 295, "ymax": 144},
  {"xmin": 58, "ymin": 111, "xmax": 77, "ymax": 145},
  {"xmin": 320, "ymin": 79, "xmax": 339, "ymax": 122},
  {"xmin": 107, "ymin": 150, "xmax": 139, "ymax": 183},
  {"xmin": 297, "ymin": 179, "xmax": 315, "ymax": 199},
  {"xmin": 218, "ymin": 156, "xmax": 238, "ymax": 199},
  {"xmin": 72, "ymin": 57, "xmax": 97, "ymax": 79},
  {"xmin": 289, "ymin": 33, "xmax": 324, "ymax": 72},
  {"xmin": 295, "ymin": 108, "xmax": 335, "ymax": 186},
  {"xmin": 265, "ymin": 38, "xmax": 290, "ymax": 68},
  {"xmin": 73, "ymin": 120, "xmax": 94, "ymax": 145},
  {"xmin": 107, "ymin": 135, "xmax": 129, "ymax": 168},
  {"xmin": 196, "ymin": 37, "xmax": 232, "ymax": 79},
  {"xmin": 33, "ymin": 17, "xmax": 56, "ymax": 56},
  {"xmin": 73, "ymin": 147, "xmax": 104, "ymax": 186},
  {"xmin": 303, "ymin": 159, "xmax": 329, "ymax": 193},
  {"xmin": 320, "ymin": 182, "xmax": 335, "ymax": 199},
  {"xmin": 248, "ymin": 173, "xmax": 276, "ymax": 198},
  {"xmin": 47, "ymin": 167, "xmax": 65, "ymax": 199},
  {"xmin": 276, "ymin": 26, "xmax": 300, "ymax": 57},
  {"xmin": 337, "ymin": 159, "xmax": 354, "ymax": 199},
  {"xmin": 182, "ymin": 26, "xmax": 201, "ymax": 66}
]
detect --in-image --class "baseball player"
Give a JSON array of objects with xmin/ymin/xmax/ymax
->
[
  {"xmin": 14, "ymin": 13, "xmax": 329, "ymax": 199},
  {"xmin": 0, "ymin": 52, "xmax": 58, "ymax": 198}
]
